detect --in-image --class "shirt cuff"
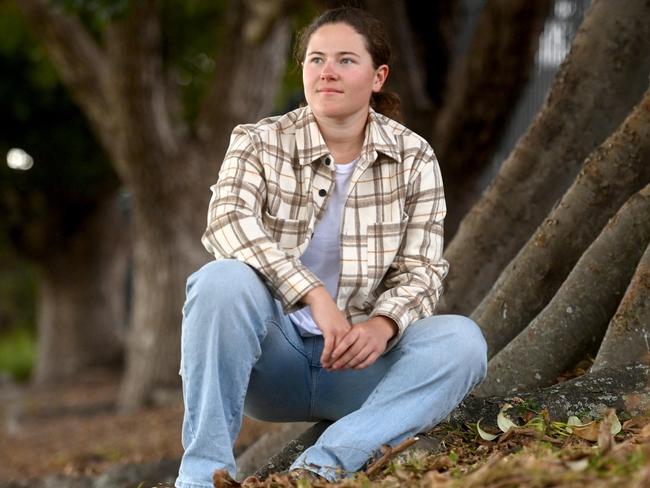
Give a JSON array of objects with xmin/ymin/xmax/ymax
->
[{"xmin": 270, "ymin": 259, "xmax": 324, "ymax": 314}]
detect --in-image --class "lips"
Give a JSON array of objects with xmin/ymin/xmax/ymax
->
[{"xmin": 317, "ymin": 88, "xmax": 343, "ymax": 93}]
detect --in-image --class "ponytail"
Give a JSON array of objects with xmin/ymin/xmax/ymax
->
[{"xmin": 371, "ymin": 91, "xmax": 403, "ymax": 123}]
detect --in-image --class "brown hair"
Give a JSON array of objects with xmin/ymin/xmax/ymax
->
[{"xmin": 294, "ymin": 6, "xmax": 403, "ymax": 122}]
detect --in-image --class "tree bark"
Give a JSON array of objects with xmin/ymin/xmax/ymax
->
[
  {"xmin": 196, "ymin": 0, "xmax": 292, "ymax": 160},
  {"xmin": 452, "ymin": 364, "xmax": 650, "ymax": 427},
  {"xmin": 34, "ymin": 195, "xmax": 128, "ymax": 383},
  {"xmin": 438, "ymin": 0, "xmax": 650, "ymax": 316},
  {"xmin": 363, "ymin": 0, "xmax": 458, "ymax": 136},
  {"xmin": 434, "ymin": 0, "xmax": 551, "ymax": 238},
  {"xmin": 236, "ymin": 422, "xmax": 314, "ymax": 479},
  {"xmin": 592, "ymin": 243, "xmax": 650, "ymax": 372},
  {"xmin": 253, "ymin": 422, "xmax": 331, "ymax": 480},
  {"xmin": 476, "ymin": 183, "xmax": 650, "ymax": 396},
  {"xmin": 253, "ymin": 365, "xmax": 650, "ymax": 477},
  {"xmin": 473, "ymin": 86, "xmax": 650, "ymax": 356}
]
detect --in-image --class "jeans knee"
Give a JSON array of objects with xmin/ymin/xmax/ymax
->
[
  {"xmin": 458, "ymin": 316, "xmax": 487, "ymax": 379},
  {"xmin": 441, "ymin": 315, "xmax": 487, "ymax": 379},
  {"xmin": 186, "ymin": 259, "xmax": 262, "ymax": 304}
]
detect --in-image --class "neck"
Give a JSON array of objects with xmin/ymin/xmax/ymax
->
[{"xmin": 313, "ymin": 108, "xmax": 368, "ymax": 163}]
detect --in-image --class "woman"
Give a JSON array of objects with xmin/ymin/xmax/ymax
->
[{"xmin": 176, "ymin": 7, "xmax": 487, "ymax": 488}]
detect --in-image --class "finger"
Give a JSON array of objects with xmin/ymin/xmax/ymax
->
[
  {"xmin": 354, "ymin": 351, "xmax": 380, "ymax": 370},
  {"xmin": 340, "ymin": 345, "xmax": 373, "ymax": 370},
  {"xmin": 321, "ymin": 333, "xmax": 334, "ymax": 365},
  {"xmin": 331, "ymin": 330, "xmax": 356, "ymax": 360},
  {"xmin": 332, "ymin": 341, "xmax": 365, "ymax": 369},
  {"xmin": 322, "ymin": 330, "xmax": 347, "ymax": 366}
]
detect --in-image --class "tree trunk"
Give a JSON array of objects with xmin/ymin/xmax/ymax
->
[
  {"xmin": 34, "ymin": 195, "xmax": 128, "ymax": 383},
  {"xmin": 473, "ymin": 86, "xmax": 650, "ymax": 356},
  {"xmin": 592, "ymin": 243, "xmax": 650, "ymax": 372},
  {"xmin": 434, "ymin": 0, "xmax": 551, "ymax": 238},
  {"xmin": 476, "ymin": 183, "xmax": 650, "ymax": 396},
  {"xmin": 438, "ymin": 0, "xmax": 650, "ymax": 316},
  {"xmin": 363, "ymin": 0, "xmax": 458, "ymax": 136},
  {"xmin": 115, "ymin": 3, "xmax": 292, "ymax": 409}
]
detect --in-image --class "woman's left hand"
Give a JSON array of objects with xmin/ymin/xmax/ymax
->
[{"xmin": 324, "ymin": 316, "xmax": 398, "ymax": 371}]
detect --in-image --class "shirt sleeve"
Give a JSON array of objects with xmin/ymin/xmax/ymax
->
[
  {"xmin": 369, "ymin": 146, "xmax": 450, "ymax": 353},
  {"xmin": 201, "ymin": 126, "xmax": 323, "ymax": 313}
]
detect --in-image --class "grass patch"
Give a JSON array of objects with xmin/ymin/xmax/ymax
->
[{"xmin": 0, "ymin": 326, "xmax": 35, "ymax": 381}]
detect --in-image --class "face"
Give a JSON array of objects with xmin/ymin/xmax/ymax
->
[{"xmin": 302, "ymin": 22, "xmax": 388, "ymax": 121}]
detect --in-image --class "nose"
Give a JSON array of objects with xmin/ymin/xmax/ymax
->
[{"xmin": 320, "ymin": 60, "xmax": 337, "ymax": 80}]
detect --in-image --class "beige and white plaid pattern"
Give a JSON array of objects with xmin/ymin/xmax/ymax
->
[{"xmin": 202, "ymin": 105, "xmax": 449, "ymax": 351}]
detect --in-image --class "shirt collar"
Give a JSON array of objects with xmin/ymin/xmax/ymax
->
[{"xmin": 293, "ymin": 105, "xmax": 402, "ymax": 166}]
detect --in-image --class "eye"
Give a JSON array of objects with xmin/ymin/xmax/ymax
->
[
  {"xmin": 309, "ymin": 56, "xmax": 323, "ymax": 64},
  {"xmin": 340, "ymin": 58, "xmax": 354, "ymax": 64}
]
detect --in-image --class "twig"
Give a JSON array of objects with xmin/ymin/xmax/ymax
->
[{"xmin": 365, "ymin": 436, "xmax": 419, "ymax": 477}]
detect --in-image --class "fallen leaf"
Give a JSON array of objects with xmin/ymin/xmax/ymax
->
[
  {"xmin": 497, "ymin": 404, "xmax": 519, "ymax": 433},
  {"xmin": 477, "ymin": 419, "xmax": 499, "ymax": 441},
  {"xmin": 565, "ymin": 458, "xmax": 589, "ymax": 472},
  {"xmin": 572, "ymin": 421, "xmax": 600, "ymax": 442}
]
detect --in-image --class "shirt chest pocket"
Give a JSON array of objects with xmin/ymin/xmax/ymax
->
[
  {"xmin": 262, "ymin": 211, "xmax": 310, "ymax": 255},
  {"xmin": 366, "ymin": 213, "xmax": 410, "ymax": 289}
]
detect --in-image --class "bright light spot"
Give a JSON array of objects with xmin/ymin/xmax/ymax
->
[{"xmin": 6, "ymin": 148, "xmax": 34, "ymax": 170}]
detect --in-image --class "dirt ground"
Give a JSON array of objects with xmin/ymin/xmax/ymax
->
[{"xmin": 0, "ymin": 368, "xmax": 280, "ymax": 483}]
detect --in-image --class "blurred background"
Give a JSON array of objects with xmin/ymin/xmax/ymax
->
[{"xmin": 0, "ymin": 0, "xmax": 593, "ymax": 484}]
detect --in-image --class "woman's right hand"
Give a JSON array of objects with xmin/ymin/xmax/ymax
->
[{"xmin": 302, "ymin": 286, "xmax": 352, "ymax": 369}]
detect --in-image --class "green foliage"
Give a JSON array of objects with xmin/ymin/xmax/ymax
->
[
  {"xmin": 52, "ymin": 0, "xmax": 131, "ymax": 31},
  {"xmin": 273, "ymin": 4, "xmax": 319, "ymax": 113},
  {"xmin": 159, "ymin": 0, "xmax": 227, "ymax": 123},
  {"xmin": 0, "ymin": 326, "xmax": 35, "ymax": 381}
]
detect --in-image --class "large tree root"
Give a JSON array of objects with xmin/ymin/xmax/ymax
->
[
  {"xmin": 473, "ymin": 87, "xmax": 650, "ymax": 356},
  {"xmin": 236, "ymin": 422, "xmax": 314, "ymax": 479},
  {"xmin": 476, "ymin": 183, "xmax": 650, "ymax": 396},
  {"xmin": 252, "ymin": 365, "xmax": 650, "ymax": 479},
  {"xmin": 453, "ymin": 365, "xmax": 650, "ymax": 427},
  {"xmin": 253, "ymin": 421, "xmax": 331, "ymax": 480},
  {"xmin": 438, "ymin": 0, "xmax": 650, "ymax": 316},
  {"xmin": 593, "ymin": 243, "xmax": 650, "ymax": 372}
]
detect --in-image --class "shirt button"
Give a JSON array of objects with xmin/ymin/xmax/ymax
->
[
  {"xmin": 324, "ymin": 156, "xmax": 331, "ymax": 165},
  {"xmin": 318, "ymin": 189, "xmax": 327, "ymax": 197}
]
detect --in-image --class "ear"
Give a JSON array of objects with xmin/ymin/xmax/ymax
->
[{"xmin": 372, "ymin": 64, "xmax": 389, "ymax": 92}]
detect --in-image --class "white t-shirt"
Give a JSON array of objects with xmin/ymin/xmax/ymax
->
[{"xmin": 288, "ymin": 158, "xmax": 358, "ymax": 336}]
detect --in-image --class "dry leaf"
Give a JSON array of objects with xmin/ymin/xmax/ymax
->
[
  {"xmin": 497, "ymin": 403, "xmax": 519, "ymax": 433},
  {"xmin": 572, "ymin": 421, "xmax": 600, "ymax": 441},
  {"xmin": 477, "ymin": 419, "xmax": 499, "ymax": 441}
]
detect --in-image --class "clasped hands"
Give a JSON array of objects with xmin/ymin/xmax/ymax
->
[{"xmin": 302, "ymin": 286, "xmax": 398, "ymax": 371}]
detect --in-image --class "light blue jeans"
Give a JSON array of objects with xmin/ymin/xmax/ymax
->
[{"xmin": 175, "ymin": 259, "xmax": 487, "ymax": 487}]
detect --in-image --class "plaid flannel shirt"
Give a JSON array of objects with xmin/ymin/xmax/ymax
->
[{"xmin": 201, "ymin": 105, "xmax": 449, "ymax": 352}]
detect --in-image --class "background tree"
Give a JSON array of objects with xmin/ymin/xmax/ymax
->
[
  {"xmin": 0, "ymin": 0, "xmax": 126, "ymax": 383},
  {"xmin": 17, "ymin": 0, "xmax": 299, "ymax": 409}
]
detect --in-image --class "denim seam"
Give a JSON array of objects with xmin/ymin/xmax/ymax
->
[
  {"xmin": 180, "ymin": 342, "xmax": 197, "ymax": 442},
  {"xmin": 308, "ymin": 366, "xmax": 321, "ymax": 420},
  {"xmin": 267, "ymin": 318, "xmax": 308, "ymax": 360}
]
